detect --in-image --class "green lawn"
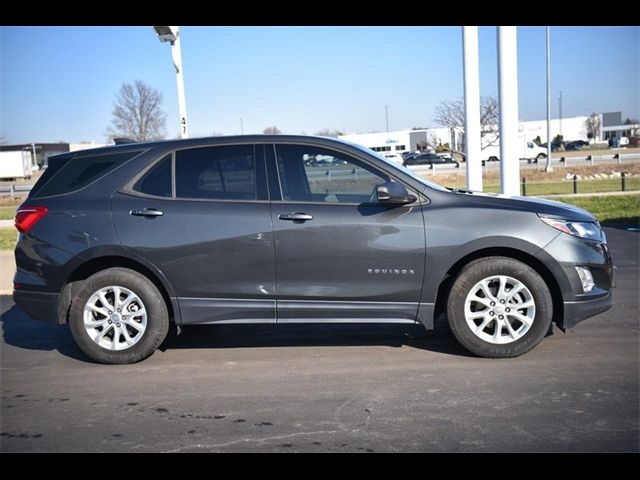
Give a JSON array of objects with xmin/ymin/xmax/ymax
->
[
  {"xmin": 0, "ymin": 206, "xmax": 17, "ymax": 220},
  {"xmin": 0, "ymin": 228, "xmax": 17, "ymax": 250},
  {"xmin": 478, "ymin": 177, "xmax": 640, "ymax": 196},
  {"xmin": 551, "ymin": 194, "xmax": 640, "ymax": 225}
]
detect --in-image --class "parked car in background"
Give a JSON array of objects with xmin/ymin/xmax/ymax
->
[
  {"xmin": 565, "ymin": 140, "xmax": 589, "ymax": 151},
  {"xmin": 403, "ymin": 152, "xmax": 459, "ymax": 167},
  {"xmin": 13, "ymin": 135, "xmax": 614, "ymax": 364}
]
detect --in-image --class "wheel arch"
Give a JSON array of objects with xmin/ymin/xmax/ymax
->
[
  {"xmin": 432, "ymin": 247, "xmax": 563, "ymax": 328},
  {"xmin": 59, "ymin": 255, "xmax": 179, "ymax": 325}
]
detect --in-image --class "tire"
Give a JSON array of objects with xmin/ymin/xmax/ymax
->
[
  {"xmin": 536, "ymin": 153, "xmax": 546, "ymax": 163},
  {"xmin": 488, "ymin": 156, "xmax": 499, "ymax": 162},
  {"xmin": 446, "ymin": 256, "xmax": 553, "ymax": 358},
  {"xmin": 69, "ymin": 267, "xmax": 169, "ymax": 364}
]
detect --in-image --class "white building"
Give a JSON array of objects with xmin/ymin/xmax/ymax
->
[
  {"xmin": 339, "ymin": 115, "xmax": 596, "ymax": 164},
  {"xmin": 339, "ymin": 128, "xmax": 463, "ymax": 164}
]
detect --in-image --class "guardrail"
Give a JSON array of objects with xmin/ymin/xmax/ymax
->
[
  {"xmin": 0, "ymin": 184, "xmax": 33, "ymax": 197},
  {"xmin": 557, "ymin": 152, "xmax": 640, "ymax": 167}
]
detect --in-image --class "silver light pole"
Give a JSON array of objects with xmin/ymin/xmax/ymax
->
[
  {"xmin": 154, "ymin": 26, "xmax": 189, "ymax": 139},
  {"xmin": 497, "ymin": 26, "xmax": 520, "ymax": 196},
  {"xmin": 462, "ymin": 25, "xmax": 482, "ymax": 191},
  {"xmin": 545, "ymin": 26, "xmax": 553, "ymax": 172},
  {"xmin": 385, "ymin": 105, "xmax": 389, "ymax": 132}
]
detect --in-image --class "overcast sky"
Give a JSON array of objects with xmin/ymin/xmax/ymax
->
[{"xmin": 1, "ymin": 25, "xmax": 638, "ymax": 144}]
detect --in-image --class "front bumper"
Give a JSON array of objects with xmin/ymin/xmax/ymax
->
[
  {"xmin": 561, "ymin": 290, "xmax": 612, "ymax": 330},
  {"xmin": 13, "ymin": 289, "xmax": 63, "ymax": 325}
]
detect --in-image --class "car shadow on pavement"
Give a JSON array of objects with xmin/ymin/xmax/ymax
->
[
  {"xmin": 1, "ymin": 303, "xmax": 473, "ymax": 361},
  {"xmin": 160, "ymin": 319, "xmax": 474, "ymax": 357},
  {"xmin": 0, "ymin": 305, "xmax": 87, "ymax": 361}
]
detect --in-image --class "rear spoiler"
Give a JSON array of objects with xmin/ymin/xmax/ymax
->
[{"xmin": 113, "ymin": 137, "xmax": 138, "ymax": 145}]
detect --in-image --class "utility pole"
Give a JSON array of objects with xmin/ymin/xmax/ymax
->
[
  {"xmin": 545, "ymin": 26, "xmax": 553, "ymax": 172},
  {"xmin": 385, "ymin": 105, "xmax": 389, "ymax": 132},
  {"xmin": 462, "ymin": 26, "xmax": 482, "ymax": 191},
  {"xmin": 497, "ymin": 26, "xmax": 520, "ymax": 197},
  {"xmin": 558, "ymin": 90, "xmax": 563, "ymax": 138}
]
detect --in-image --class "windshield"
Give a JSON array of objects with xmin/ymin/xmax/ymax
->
[{"xmin": 348, "ymin": 142, "xmax": 449, "ymax": 192}]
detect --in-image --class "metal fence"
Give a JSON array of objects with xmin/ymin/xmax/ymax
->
[{"xmin": 0, "ymin": 184, "xmax": 32, "ymax": 197}]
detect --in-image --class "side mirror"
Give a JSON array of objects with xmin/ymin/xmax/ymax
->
[{"xmin": 376, "ymin": 181, "xmax": 417, "ymax": 205}]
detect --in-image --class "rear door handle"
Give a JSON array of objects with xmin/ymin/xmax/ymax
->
[
  {"xmin": 278, "ymin": 212, "xmax": 313, "ymax": 222},
  {"xmin": 130, "ymin": 208, "xmax": 164, "ymax": 217}
]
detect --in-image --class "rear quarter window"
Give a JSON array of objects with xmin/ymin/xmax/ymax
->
[{"xmin": 31, "ymin": 150, "xmax": 142, "ymax": 198}]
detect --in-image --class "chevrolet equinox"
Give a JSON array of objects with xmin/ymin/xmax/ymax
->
[{"xmin": 13, "ymin": 135, "xmax": 614, "ymax": 363}]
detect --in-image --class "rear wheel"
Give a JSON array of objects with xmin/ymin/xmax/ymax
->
[
  {"xmin": 69, "ymin": 268, "xmax": 169, "ymax": 364},
  {"xmin": 446, "ymin": 257, "xmax": 552, "ymax": 358}
]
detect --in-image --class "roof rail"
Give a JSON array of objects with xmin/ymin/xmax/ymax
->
[{"xmin": 113, "ymin": 137, "xmax": 138, "ymax": 145}]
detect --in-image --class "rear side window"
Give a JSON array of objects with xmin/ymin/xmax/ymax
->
[
  {"xmin": 175, "ymin": 145, "xmax": 256, "ymax": 200},
  {"xmin": 29, "ymin": 155, "xmax": 72, "ymax": 198},
  {"xmin": 32, "ymin": 151, "xmax": 141, "ymax": 198},
  {"xmin": 133, "ymin": 154, "xmax": 172, "ymax": 197}
]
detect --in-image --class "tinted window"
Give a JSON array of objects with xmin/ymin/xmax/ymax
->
[
  {"xmin": 275, "ymin": 145, "xmax": 388, "ymax": 204},
  {"xmin": 175, "ymin": 145, "xmax": 256, "ymax": 200},
  {"xmin": 29, "ymin": 155, "xmax": 72, "ymax": 198},
  {"xmin": 33, "ymin": 151, "xmax": 141, "ymax": 198},
  {"xmin": 133, "ymin": 154, "xmax": 172, "ymax": 197}
]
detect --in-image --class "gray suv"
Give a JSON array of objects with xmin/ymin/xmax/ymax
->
[{"xmin": 13, "ymin": 135, "xmax": 614, "ymax": 363}]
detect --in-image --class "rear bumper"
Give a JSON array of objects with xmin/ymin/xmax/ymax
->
[
  {"xmin": 561, "ymin": 290, "xmax": 612, "ymax": 330},
  {"xmin": 13, "ymin": 289, "xmax": 63, "ymax": 325}
]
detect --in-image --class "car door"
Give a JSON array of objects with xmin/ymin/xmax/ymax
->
[
  {"xmin": 112, "ymin": 143, "xmax": 276, "ymax": 324},
  {"xmin": 267, "ymin": 143, "xmax": 426, "ymax": 323}
]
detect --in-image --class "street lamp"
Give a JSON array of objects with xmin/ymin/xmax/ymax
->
[{"xmin": 153, "ymin": 26, "xmax": 189, "ymax": 139}]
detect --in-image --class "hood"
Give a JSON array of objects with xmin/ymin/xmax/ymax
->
[{"xmin": 451, "ymin": 190, "xmax": 597, "ymax": 222}]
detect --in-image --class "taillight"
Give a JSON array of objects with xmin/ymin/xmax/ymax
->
[{"xmin": 15, "ymin": 206, "xmax": 48, "ymax": 233}]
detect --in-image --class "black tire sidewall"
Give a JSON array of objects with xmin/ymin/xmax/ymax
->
[
  {"xmin": 69, "ymin": 268, "xmax": 169, "ymax": 364},
  {"xmin": 447, "ymin": 257, "xmax": 553, "ymax": 358}
]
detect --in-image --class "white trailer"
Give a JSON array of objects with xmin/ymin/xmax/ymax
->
[
  {"xmin": 0, "ymin": 151, "xmax": 33, "ymax": 180},
  {"xmin": 480, "ymin": 135, "xmax": 548, "ymax": 163}
]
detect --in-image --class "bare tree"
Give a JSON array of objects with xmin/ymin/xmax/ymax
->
[
  {"xmin": 315, "ymin": 129, "xmax": 344, "ymax": 138},
  {"xmin": 585, "ymin": 113, "xmax": 601, "ymax": 142},
  {"xmin": 433, "ymin": 96, "xmax": 499, "ymax": 151},
  {"xmin": 107, "ymin": 80, "xmax": 167, "ymax": 142},
  {"xmin": 263, "ymin": 126, "xmax": 282, "ymax": 135}
]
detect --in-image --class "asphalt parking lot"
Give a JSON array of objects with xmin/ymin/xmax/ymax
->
[{"xmin": 1, "ymin": 226, "xmax": 638, "ymax": 452}]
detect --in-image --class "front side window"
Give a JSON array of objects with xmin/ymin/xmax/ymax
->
[
  {"xmin": 175, "ymin": 145, "xmax": 256, "ymax": 200},
  {"xmin": 274, "ymin": 145, "xmax": 388, "ymax": 204}
]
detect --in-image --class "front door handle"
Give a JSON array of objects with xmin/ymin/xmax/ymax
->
[
  {"xmin": 130, "ymin": 208, "xmax": 164, "ymax": 217},
  {"xmin": 279, "ymin": 212, "xmax": 313, "ymax": 222}
]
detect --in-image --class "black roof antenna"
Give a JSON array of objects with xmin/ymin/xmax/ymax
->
[{"xmin": 113, "ymin": 137, "xmax": 138, "ymax": 145}]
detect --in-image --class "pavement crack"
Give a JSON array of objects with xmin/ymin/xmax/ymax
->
[{"xmin": 162, "ymin": 430, "xmax": 339, "ymax": 452}]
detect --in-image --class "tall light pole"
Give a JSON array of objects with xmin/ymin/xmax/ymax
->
[
  {"xmin": 497, "ymin": 26, "xmax": 520, "ymax": 196},
  {"xmin": 153, "ymin": 26, "xmax": 189, "ymax": 139},
  {"xmin": 385, "ymin": 105, "xmax": 389, "ymax": 132},
  {"xmin": 545, "ymin": 26, "xmax": 553, "ymax": 172},
  {"xmin": 558, "ymin": 90, "xmax": 563, "ymax": 138},
  {"xmin": 462, "ymin": 26, "xmax": 482, "ymax": 191}
]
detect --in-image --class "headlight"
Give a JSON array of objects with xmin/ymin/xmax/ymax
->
[{"xmin": 539, "ymin": 216, "xmax": 604, "ymax": 241}]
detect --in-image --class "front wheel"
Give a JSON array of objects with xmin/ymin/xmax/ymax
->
[
  {"xmin": 69, "ymin": 268, "xmax": 169, "ymax": 364},
  {"xmin": 536, "ymin": 153, "xmax": 546, "ymax": 163},
  {"xmin": 446, "ymin": 257, "xmax": 553, "ymax": 358}
]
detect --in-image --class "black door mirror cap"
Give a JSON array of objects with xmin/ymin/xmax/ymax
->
[{"xmin": 376, "ymin": 181, "xmax": 417, "ymax": 205}]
